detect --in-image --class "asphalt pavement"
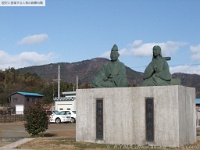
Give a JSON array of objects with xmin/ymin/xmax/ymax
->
[{"xmin": 0, "ymin": 122, "xmax": 76, "ymax": 149}]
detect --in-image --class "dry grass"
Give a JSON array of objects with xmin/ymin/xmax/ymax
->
[
  {"xmin": 16, "ymin": 137, "xmax": 200, "ymax": 150},
  {"xmin": 16, "ymin": 138, "xmax": 124, "ymax": 150},
  {"xmin": 17, "ymin": 138, "xmax": 78, "ymax": 150},
  {"xmin": 17, "ymin": 138, "xmax": 200, "ymax": 150}
]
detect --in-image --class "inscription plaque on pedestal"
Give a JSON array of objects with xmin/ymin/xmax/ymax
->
[
  {"xmin": 96, "ymin": 99, "xmax": 103, "ymax": 140},
  {"xmin": 145, "ymin": 97, "xmax": 154, "ymax": 142}
]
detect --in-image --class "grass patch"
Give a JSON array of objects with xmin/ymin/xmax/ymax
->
[{"xmin": 16, "ymin": 138, "xmax": 200, "ymax": 150}]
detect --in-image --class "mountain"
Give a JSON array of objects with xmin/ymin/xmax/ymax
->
[
  {"xmin": 172, "ymin": 73, "xmax": 200, "ymax": 97},
  {"xmin": 17, "ymin": 57, "xmax": 200, "ymax": 93},
  {"xmin": 17, "ymin": 58, "xmax": 143, "ymax": 86}
]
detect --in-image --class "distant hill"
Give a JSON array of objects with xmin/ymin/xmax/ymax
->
[
  {"xmin": 172, "ymin": 73, "xmax": 200, "ymax": 97},
  {"xmin": 17, "ymin": 58, "xmax": 143, "ymax": 86},
  {"xmin": 17, "ymin": 58, "xmax": 200, "ymax": 95}
]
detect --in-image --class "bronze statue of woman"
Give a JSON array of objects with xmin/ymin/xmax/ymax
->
[{"xmin": 141, "ymin": 45, "xmax": 180, "ymax": 86}]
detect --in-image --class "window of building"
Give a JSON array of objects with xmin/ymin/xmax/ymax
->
[
  {"xmin": 32, "ymin": 98, "xmax": 35, "ymax": 103},
  {"xmin": 26, "ymin": 98, "xmax": 29, "ymax": 102}
]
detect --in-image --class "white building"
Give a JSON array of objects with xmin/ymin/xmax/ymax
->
[{"xmin": 54, "ymin": 91, "xmax": 76, "ymax": 111}]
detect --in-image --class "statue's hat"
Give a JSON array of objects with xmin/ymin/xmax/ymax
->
[{"xmin": 111, "ymin": 44, "xmax": 118, "ymax": 51}]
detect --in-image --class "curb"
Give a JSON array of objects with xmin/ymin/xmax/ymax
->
[{"xmin": 0, "ymin": 138, "xmax": 34, "ymax": 150}]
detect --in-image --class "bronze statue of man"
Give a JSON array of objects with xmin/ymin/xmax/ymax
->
[
  {"xmin": 141, "ymin": 45, "xmax": 180, "ymax": 86},
  {"xmin": 92, "ymin": 44, "xmax": 128, "ymax": 88}
]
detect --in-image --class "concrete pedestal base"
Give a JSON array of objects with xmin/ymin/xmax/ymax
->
[{"xmin": 76, "ymin": 85, "xmax": 196, "ymax": 147}]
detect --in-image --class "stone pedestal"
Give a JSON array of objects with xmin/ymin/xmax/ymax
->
[{"xmin": 76, "ymin": 85, "xmax": 196, "ymax": 147}]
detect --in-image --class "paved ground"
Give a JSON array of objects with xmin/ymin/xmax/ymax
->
[
  {"xmin": 0, "ymin": 122, "xmax": 76, "ymax": 149},
  {"xmin": 1, "ymin": 123, "xmax": 200, "ymax": 150},
  {"xmin": 0, "ymin": 122, "xmax": 75, "ymax": 138}
]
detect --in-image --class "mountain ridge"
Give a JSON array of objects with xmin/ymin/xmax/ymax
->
[
  {"xmin": 17, "ymin": 58, "xmax": 144, "ymax": 86},
  {"xmin": 17, "ymin": 58, "xmax": 200, "ymax": 96}
]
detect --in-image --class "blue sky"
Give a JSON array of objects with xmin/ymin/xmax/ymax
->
[{"xmin": 0, "ymin": 0, "xmax": 200, "ymax": 74}]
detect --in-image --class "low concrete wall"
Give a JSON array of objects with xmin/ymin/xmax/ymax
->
[{"xmin": 76, "ymin": 85, "xmax": 196, "ymax": 147}]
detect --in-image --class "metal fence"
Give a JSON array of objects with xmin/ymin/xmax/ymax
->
[{"xmin": 0, "ymin": 115, "xmax": 25, "ymax": 123}]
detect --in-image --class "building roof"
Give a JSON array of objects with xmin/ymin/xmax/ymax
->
[
  {"xmin": 196, "ymin": 99, "xmax": 200, "ymax": 105},
  {"xmin": 62, "ymin": 91, "xmax": 76, "ymax": 96},
  {"xmin": 11, "ymin": 92, "xmax": 44, "ymax": 97}
]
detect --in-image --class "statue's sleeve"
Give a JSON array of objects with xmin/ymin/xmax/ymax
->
[
  {"xmin": 143, "ymin": 63, "xmax": 154, "ymax": 79},
  {"xmin": 114, "ymin": 62, "xmax": 126, "ymax": 78},
  {"xmin": 91, "ymin": 63, "xmax": 108, "ymax": 87},
  {"xmin": 113, "ymin": 62, "xmax": 128, "ymax": 87},
  {"xmin": 99, "ymin": 64, "xmax": 108, "ymax": 80},
  {"xmin": 119, "ymin": 62, "xmax": 126, "ymax": 76},
  {"xmin": 158, "ymin": 60, "xmax": 171, "ymax": 81}
]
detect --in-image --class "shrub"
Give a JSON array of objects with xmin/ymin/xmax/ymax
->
[{"xmin": 24, "ymin": 102, "xmax": 49, "ymax": 136}]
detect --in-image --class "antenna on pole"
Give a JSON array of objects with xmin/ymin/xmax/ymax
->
[
  {"xmin": 76, "ymin": 75, "xmax": 79, "ymax": 89},
  {"xmin": 58, "ymin": 65, "xmax": 60, "ymax": 100}
]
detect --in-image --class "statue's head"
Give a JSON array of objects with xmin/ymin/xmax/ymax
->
[
  {"xmin": 110, "ymin": 44, "xmax": 119, "ymax": 61},
  {"xmin": 153, "ymin": 45, "xmax": 162, "ymax": 58}
]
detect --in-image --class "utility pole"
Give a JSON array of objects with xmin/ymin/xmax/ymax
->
[
  {"xmin": 52, "ymin": 65, "xmax": 61, "ymax": 110},
  {"xmin": 58, "ymin": 65, "xmax": 60, "ymax": 100},
  {"xmin": 52, "ymin": 82, "xmax": 54, "ymax": 98},
  {"xmin": 76, "ymin": 75, "xmax": 79, "ymax": 89}
]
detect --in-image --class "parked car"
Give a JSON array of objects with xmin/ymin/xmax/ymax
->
[
  {"xmin": 60, "ymin": 110, "xmax": 76, "ymax": 123},
  {"xmin": 49, "ymin": 111, "xmax": 71, "ymax": 124},
  {"xmin": 45, "ymin": 110, "xmax": 58, "ymax": 116}
]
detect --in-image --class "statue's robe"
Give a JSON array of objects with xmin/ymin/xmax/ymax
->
[
  {"xmin": 92, "ymin": 60, "xmax": 128, "ymax": 88},
  {"xmin": 141, "ymin": 56, "xmax": 180, "ymax": 86}
]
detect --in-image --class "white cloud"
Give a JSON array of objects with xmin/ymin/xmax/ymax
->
[
  {"xmin": 170, "ymin": 65, "xmax": 200, "ymax": 74},
  {"xmin": 100, "ymin": 51, "xmax": 110, "ymax": 58},
  {"xmin": 0, "ymin": 50, "xmax": 54, "ymax": 70},
  {"xmin": 171, "ymin": 43, "xmax": 200, "ymax": 74},
  {"xmin": 190, "ymin": 44, "xmax": 200, "ymax": 61},
  {"xmin": 123, "ymin": 40, "xmax": 187, "ymax": 57},
  {"xmin": 100, "ymin": 40, "xmax": 187, "ymax": 58},
  {"xmin": 18, "ymin": 34, "xmax": 48, "ymax": 45}
]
